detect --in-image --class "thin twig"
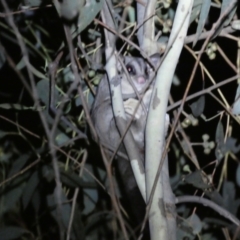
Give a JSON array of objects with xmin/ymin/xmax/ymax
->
[
  {"xmin": 176, "ymin": 195, "xmax": 240, "ymax": 226},
  {"xmin": 66, "ymin": 150, "xmax": 88, "ymax": 240},
  {"xmin": 167, "ymin": 74, "xmax": 239, "ymax": 113},
  {"xmin": 0, "ymin": 158, "xmax": 41, "ymax": 187}
]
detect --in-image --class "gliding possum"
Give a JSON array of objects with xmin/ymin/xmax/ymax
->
[{"xmin": 91, "ymin": 54, "xmax": 160, "ymax": 223}]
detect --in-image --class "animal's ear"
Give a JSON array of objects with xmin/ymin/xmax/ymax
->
[
  {"xmin": 150, "ymin": 53, "xmax": 161, "ymax": 67},
  {"xmin": 123, "ymin": 55, "xmax": 132, "ymax": 65}
]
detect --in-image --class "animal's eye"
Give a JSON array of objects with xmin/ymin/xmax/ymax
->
[{"xmin": 126, "ymin": 64, "xmax": 136, "ymax": 75}]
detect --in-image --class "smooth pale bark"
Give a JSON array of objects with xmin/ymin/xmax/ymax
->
[
  {"xmin": 102, "ymin": 0, "xmax": 146, "ymax": 200},
  {"xmin": 145, "ymin": 1, "xmax": 193, "ymax": 239}
]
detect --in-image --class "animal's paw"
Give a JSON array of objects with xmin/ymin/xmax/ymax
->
[{"xmin": 123, "ymin": 98, "xmax": 142, "ymax": 119}]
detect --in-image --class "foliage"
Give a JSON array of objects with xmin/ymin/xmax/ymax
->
[{"xmin": 0, "ymin": 0, "xmax": 240, "ymax": 239}]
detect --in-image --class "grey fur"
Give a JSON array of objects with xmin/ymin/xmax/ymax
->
[{"xmin": 91, "ymin": 55, "xmax": 160, "ymax": 218}]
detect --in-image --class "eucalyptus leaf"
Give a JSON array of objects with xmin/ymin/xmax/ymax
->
[
  {"xmin": 48, "ymin": 171, "xmax": 85, "ymax": 238},
  {"xmin": 82, "ymin": 163, "xmax": 106, "ymax": 182},
  {"xmin": 215, "ymin": 120, "xmax": 224, "ymax": 145},
  {"xmin": 1, "ymin": 173, "xmax": 30, "ymax": 215},
  {"xmin": 189, "ymin": 95, "xmax": 205, "ymax": 117},
  {"xmin": 42, "ymin": 165, "xmax": 54, "ymax": 182},
  {"xmin": 0, "ymin": 227, "xmax": 29, "ymax": 240},
  {"xmin": 0, "ymin": 130, "xmax": 9, "ymax": 139},
  {"xmin": 75, "ymin": 90, "xmax": 95, "ymax": 108},
  {"xmin": 186, "ymin": 213, "xmax": 202, "ymax": 234},
  {"xmin": 53, "ymin": 0, "xmax": 83, "ymax": 21},
  {"xmin": 184, "ymin": 170, "xmax": 210, "ymax": 190},
  {"xmin": 83, "ymin": 188, "xmax": 98, "ymax": 215},
  {"xmin": 0, "ymin": 103, "xmax": 44, "ymax": 111},
  {"xmin": 190, "ymin": 0, "xmax": 202, "ymax": 24},
  {"xmin": 193, "ymin": 0, "xmax": 211, "ymax": 47},
  {"xmin": 215, "ymin": 120, "xmax": 225, "ymax": 161},
  {"xmin": 0, "ymin": 49, "xmax": 6, "ymax": 70},
  {"xmin": 222, "ymin": 181, "xmax": 240, "ymax": 215},
  {"xmin": 75, "ymin": 97, "xmax": 82, "ymax": 107},
  {"xmin": 47, "ymin": 188, "xmax": 77, "ymax": 239},
  {"xmin": 205, "ymin": 190, "xmax": 224, "ymax": 207},
  {"xmin": 220, "ymin": 0, "xmax": 237, "ymax": 27},
  {"xmin": 223, "ymin": 181, "xmax": 235, "ymax": 202},
  {"xmin": 225, "ymin": 137, "xmax": 240, "ymax": 154},
  {"xmin": 60, "ymin": 170, "xmax": 82, "ymax": 188},
  {"xmin": 236, "ymin": 164, "xmax": 240, "ymax": 187},
  {"xmin": 0, "ymin": 152, "xmax": 12, "ymax": 163},
  {"xmin": 62, "ymin": 101, "xmax": 72, "ymax": 114},
  {"xmin": 72, "ymin": 0, "xmax": 103, "ymax": 37},
  {"xmin": 232, "ymin": 84, "xmax": 240, "ymax": 115},
  {"xmin": 1, "ymin": 185, "xmax": 24, "ymax": 213},
  {"xmin": 31, "ymin": 189, "xmax": 41, "ymax": 213},
  {"xmin": 127, "ymin": 6, "xmax": 135, "ymax": 23},
  {"xmin": 16, "ymin": 57, "xmax": 25, "ymax": 70},
  {"xmin": 232, "ymin": 97, "xmax": 240, "ymax": 115},
  {"xmin": 8, "ymin": 154, "xmax": 29, "ymax": 177},
  {"xmin": 22, "ymin": 170, "xmax": 40, "ymax": 209},
  {"xmin": 36, "ymin": 79, "xmax": 50, "ymax": 106},
  {"xmin": 62, "ymin": 66, "xmax": 75, "ymax": 83},
  {"xmin": 23, "ymin": 0, "xmax": 42, "ymax": 7},
  {"xmin": 212, "ymin": 0, "xmax": 237, "ymax": 39},
  {"xmin": 215, "ymin": 135, "xmax": 240, "ymax": 161},
  {"xmin": 176, "ymin": 218, "xmax": 195, "ymax": 240},
  {"xmin": 55, "ymin": 132, "xmax": 71, "ymax": 146},
  {"xmin": 60, "ymin": 168, "xmax": 96, "ymax": 188},
  {"xmin": 201, "ymin": 233, "xmax": 218, "ymax": 240},
  {"xmin": 36, "ymin": 79, "xmax": 60, "ymax": 106},
  {"xmin": 59, "ymin": 0, "xmax": 83, "ymax": 20}
]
